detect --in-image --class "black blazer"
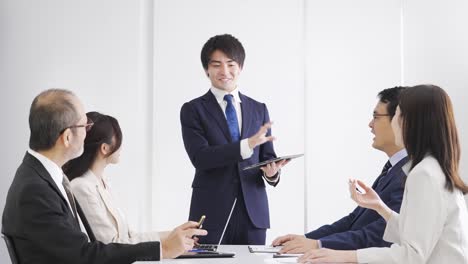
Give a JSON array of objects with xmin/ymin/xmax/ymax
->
[{"xmin": 2, "ymin": 152, "xmax": 160, "ymax": 264}]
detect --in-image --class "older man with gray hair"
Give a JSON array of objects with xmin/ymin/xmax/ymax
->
[{"xmin": 2, "ymin": 89, "xmax": 206, "ymax": 264}]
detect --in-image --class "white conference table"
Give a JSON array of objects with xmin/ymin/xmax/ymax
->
[
  {"xmin": 136, "ymin": 245, "xmax": 292, "ymax": 263},
  {"xmin": 136, "ymin": 245, "xmax": 357, "ymax": 263}
]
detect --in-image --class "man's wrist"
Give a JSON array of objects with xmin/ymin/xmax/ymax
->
[
  {"xmin": 264, "ymin": 169, "xmax": 280, "ymax": 182},
  {"xmin": 248, "ymin": 137, "xmax": 255, "ymax": 149}
]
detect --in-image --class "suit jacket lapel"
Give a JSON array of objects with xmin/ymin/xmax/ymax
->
[
  {"xmin": 24, "ymin": 153, "xmax": 70, "ymax": 209},
  {"xmin": 239, "ymin": 92, "xmax": 252, "ymax": 138},
  {"xmin": 76, "ymin": 201, "xmax": 97, "ymax": 242},
  {"xmin": 376, "ymin": 157, "xmax": 409, "ymax": 192},
  {"xmin": 352, "ymin": 157, "xmax": 408, "ymax": 225},
  {"xmin": 201, "ymin": 91, "xmax": 232, "ymax": 142},
  {"xmin": 96, "ymin": 182, "xmax": 122, "ymax": 235}
]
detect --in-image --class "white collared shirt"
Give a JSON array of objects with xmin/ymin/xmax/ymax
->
[
  {"xmin": 27, "ymin": 149, "xmax": 89, "ymax": 239},
  {"xmin": 388, "ymin": 148, "xmax": 408, "ymax": 173},
  {"xmin": 210, "ymin": 86, "xmax": 253, "ymax": 159},
  {"xmin": 210, "ymin": 87, "xmax": 279, "ymax": 183}
]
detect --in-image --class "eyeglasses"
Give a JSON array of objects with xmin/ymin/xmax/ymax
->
[
  {"xmin": 372, "ymin": 113, "xmax": 391, "ymax": 120},
  {"xmin": 61, "ymin": 117, "xmax": 94, "ymax": 134}
]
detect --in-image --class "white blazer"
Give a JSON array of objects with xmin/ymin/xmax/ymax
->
[
  {"xmin": 357, "ymin": 155, "xmax": 468, "ymax": 263},
  {"xmin": 70, "ymin": 170, "xmax": 160, "ymax": 244}
]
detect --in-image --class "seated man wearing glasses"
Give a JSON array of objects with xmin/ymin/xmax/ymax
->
[
  {"xmin": 2, "ymin": 89, "xmax": 206, "ymax": 264},
  {"xmin": 272, "ymin": 87, "xmax": 409, "ymax": 253}
]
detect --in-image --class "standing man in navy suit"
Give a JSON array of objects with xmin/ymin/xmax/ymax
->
[
  {"xmin": 180, "ymin": 34, "xmax": 288, "ymax": 245},
  {"xmin": 272, "ymin": 87, "xmax": 408, "ymax": 252}
]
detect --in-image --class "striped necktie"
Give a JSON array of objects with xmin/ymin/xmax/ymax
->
[
  {"xmin": 373, "ymin": 161, "xmax": 392, "ymax": 189},
  {"xmin": 62, "ymin": 175, "xmax": 78, "ymax": 221},
  {"xmin": 380, "ymin": 160, "xmax": 392, "ymax": 177}
]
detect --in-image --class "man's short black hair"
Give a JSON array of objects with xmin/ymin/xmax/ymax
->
[
  {"xmin": 201, "ymin": 34, "xmax": 245, "ymax": 70},
  {"xmin": 29, "ymin": 89, "xmax": 80, "ymax": 151},
  {"xmin": 377, "ymin": 86, "xmax": 408, "ymax": 118}
]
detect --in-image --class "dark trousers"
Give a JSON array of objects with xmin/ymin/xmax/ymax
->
[{"xmin": 200, "ymin": 186, "xmax": 266, "ymax": 245}]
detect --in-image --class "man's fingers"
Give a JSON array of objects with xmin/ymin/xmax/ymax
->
[
  {"xmin": 298, "ymin": 249, "xmax": 320, "ymax": 262},
  {"xmin": 276, "ymin": 160, "xmax": 288, "ymax": 170},
  {"xmin": 262, "ymin": 122, "xmax": 273, "ymax": 130},
  {"xmin": 255, "ymin": 122, "xmax": 271, "ymax": 136},
  {"xmin": 178, "ymin": 221, "xmax": 199, "ymax": 230},
  {"xmin": 281, "ymin": 245, "xmax": 299, "ymax": 254},
  {"xmin": 357, "ymin": 179, "xmax": 372, "ymax": 192},
  {"xmin": 257, "ymin": 122, "xmax": 274, "ymax": 135},
  {"xmin": 271, "ymin": 236, "xmax": 286, "ymax": 246},
  {"xmin": 272, "ymin": 236, "xmax": 289, "ymax": 246},
  {"xmin": 278, "ymin": 159, "xmax": 290, "ymax": 167},
  {"xmin": 288, "ymin": 246, "xmax": 305, "ymax": 254},
  {"xmin": 280, "ymin": 241, "xmax": 299, "ymax": 253},
  {"xmin": 186, "ymin": 228, "xmax": 208, "ymax": 237},
  {"xmin": 186, "ymin": 238, "xmax": 195, "ymax": 249}
]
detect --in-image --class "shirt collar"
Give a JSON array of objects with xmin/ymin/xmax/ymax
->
[
  {"xmin": 27, "ymin": 148, "xmax": 64, "ymax": 187},
  {"xmin": 389, "ymin": 148, "xmax": 408, "ymax": 167},
  {"xmin": 210, "ymin": 86, "xmax": 242, "ymax": 104}
]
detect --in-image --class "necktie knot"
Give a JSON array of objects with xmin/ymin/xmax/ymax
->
[
  {"xmin": 224, "ymin": 94, "xmax": 234, "ymax": 103},
  {"xmin": 381, "ymin": 161, "xmax": 392, "ymax": 176}
]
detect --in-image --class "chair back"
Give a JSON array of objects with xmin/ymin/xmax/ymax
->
[{"xmin": 2, "ymin": 235, "xmax": 19, "ymax": 264}]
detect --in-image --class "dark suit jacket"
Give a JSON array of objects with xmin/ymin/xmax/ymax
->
[
  {"xmin": 180, "ymin": 90, "xmax": 277, "ymax": 230},
  {"xmin": 305, "ymin": 157, "xmax": 408, "ymax": 250},
  {"xmin": 2, "ymin": 153, "xmax": 160, "ymax": 264}
]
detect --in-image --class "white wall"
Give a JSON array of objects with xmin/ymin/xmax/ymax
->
[
  {"xmin": 403, "ymin": 0, "xmax": 468, "ymax": 190},
  {"xmin": 0, "ymin": 0, "xmax": 153, "ymax": 261},
  {"xmin": 1, "ymin": 0, "xmax": 467, "ymax": 263},
  {"xmin": 151, "ymin": 0, "xmax": 306, "ymax": 242},
  {"xmin": 304, "ymin": 0, "xmax": 402, "ymax": 231}
]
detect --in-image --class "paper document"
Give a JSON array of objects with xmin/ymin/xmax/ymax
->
[{"xmin": 248, "ymin": 245, "xmax": 283, "ymax": 253}]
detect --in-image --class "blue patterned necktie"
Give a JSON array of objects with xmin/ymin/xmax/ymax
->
[{"xmin": 223, "ymin": 94, "xmax": 240, "ymax": 141}]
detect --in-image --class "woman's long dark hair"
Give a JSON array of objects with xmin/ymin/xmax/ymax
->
[
  {"xmin": 63, "ymin": 111, "xmax": 122, "ymax": 180},
  {"xmin": 399, "ymin": 85, "xmax": 468, "ymax": 194}
]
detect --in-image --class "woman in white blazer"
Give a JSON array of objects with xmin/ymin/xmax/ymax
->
[
  {"xmin": 299, "ymin": 85, "xmax": 468, "ymax": 263},
  {"xmin": 63, "ymin": 112, "xmax": 206, "ymax": 256}
]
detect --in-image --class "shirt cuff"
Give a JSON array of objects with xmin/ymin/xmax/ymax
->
[
  {"xmin": 263, "ymin": 169, "xmax": 280, "ymax": 183},
  {"xmin": 316, "ymin": 239, "xmax": 322, "ymax": 249},
  {"xmin": 240, "ymin": 139, "xmax": 253, "ymax": 159},
  {"xmin": 159, "ymin": 242, "xmax": 163, "ymax": 259}
]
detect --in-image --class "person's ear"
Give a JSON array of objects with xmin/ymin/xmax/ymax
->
[
  {"xmin": 100, "ymin": 143, "xmax": 110, "ymax": 156},
  {"xmin": 61, "ymin": 129, "xmax": 72, "ymax": 148}
]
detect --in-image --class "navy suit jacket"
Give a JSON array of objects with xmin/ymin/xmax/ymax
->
[
  {"xmin": 305, "ymin": 157, "xmax": 408, "ymax": 250},
  {"xmin": 180, "ymin": 90, "xmax": 277, "ymax": 230}
]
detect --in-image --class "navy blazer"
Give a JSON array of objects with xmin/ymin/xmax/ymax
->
[
  {"xmin": 305, "ymin": 157, "xmax": 408, "ymax": 250},
  {"xmin": 180, "ymin": 90, "xmax": 277, "ymax": 230}
]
